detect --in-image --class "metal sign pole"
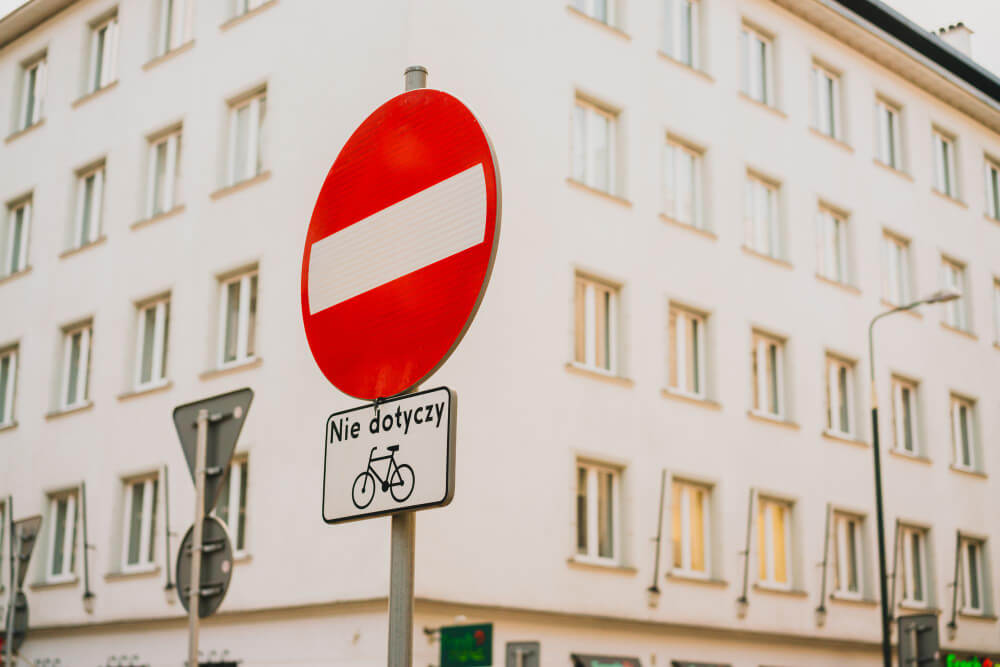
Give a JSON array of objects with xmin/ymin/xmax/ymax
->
[
  {"xmin": 5, "ymin": 530, "xmax": 19, "ymax": 666},
  {"xmin": 188, "ymin": 408, "xmax": 208, "ymax": 667}
]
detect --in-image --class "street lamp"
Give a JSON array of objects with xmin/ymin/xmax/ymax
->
[{"xmin": 868, "ymin": 288, "xmax": 961, "ymax": 667}]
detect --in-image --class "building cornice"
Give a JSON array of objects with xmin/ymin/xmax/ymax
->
[{"xmin": 0, "ymin": 0, "xmax": 75, "ymax": 51}]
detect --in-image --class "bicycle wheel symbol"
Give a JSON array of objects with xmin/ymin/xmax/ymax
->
[
  {"xmin": 351, "ymin": 446, "xmax": 416, "ymax": 509},
  {"xmin": 352, "ymin": 471, "xmax": 376, "ymax": 509},
  {"xmin": 390, "ymin": 464, "xmax": 415, "ymax": 502}
]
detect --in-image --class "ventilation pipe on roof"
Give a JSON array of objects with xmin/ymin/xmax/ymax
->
[{"xmin": 936, "ymin": 22, "xmax": 973, "ymax": 57}]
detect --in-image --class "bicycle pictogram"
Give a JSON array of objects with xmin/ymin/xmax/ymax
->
[{"xmin": 351, "ymin": 445, "xmax": 415, "ymax": 509}]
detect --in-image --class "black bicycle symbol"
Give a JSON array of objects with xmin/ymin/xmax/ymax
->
[{"xmin": 352, "ymin": 445, "xmax": 415, "ymax": 509}]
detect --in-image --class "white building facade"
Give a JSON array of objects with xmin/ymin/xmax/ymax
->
[{"xmin": 0, "ymin": 0, "xmax": 999, "ymax": 665}]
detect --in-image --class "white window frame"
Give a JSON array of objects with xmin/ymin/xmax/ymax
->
[
  {"xmin": 933, "ymin": 130, "xmax": 958, "ymax": 198},
  {"xmin": 662, "ymin": 139, "xmax": 702, "ymax": 228},
  {"xmin": 817, "ymin": 208, "xmax": 849, "ymax": 284},
  {"xmin": 668, "ymin": 305, "xmax": 706, "ymax": 398},
  {"xmin": 146, "ymin": 130, "xmax": 181, "ymax": 219},
  {"xmin": 158, "ymin": 0, "xmax": 194, "ymax": 55},
  {"xmin": 671, "ymin": 479, "xmax": 710, "ymax": 577},
  {"xmin": 46, "ymin": 491, "xmax": 78, "ymax": 583},
  {"xmin": 61, "ymin": 324, "xmax": 92, "ymax": 410},
  {"xmin": 18, "ymin": 56, "xmax": 46, "ymax": 130},
  {"xmin": 217, "ymin": 271, "xmax": 258, "ymax": 368},
  {"xmin": 757, "ymin": 497, "xmax": 792, "ymax": 589},
  {"xmin": 89, "ymin": 14, "xmax": 119, "ymax": 93},
  {"xmin": 134, "ymin": 297, "xmax": 170, "ymax": 390},
  {"xmin": 941, "ymin": 258, "xmax": 968, "ymax": 331},
  {"xmin": 900, "ymin": 526, "xmax": 928, "ymax": 606},
  {"xmin": 662, "ymin": 0, "xmax": 699, "ymax": 68},
  {"xmin": 984, "ymin": 159, "xmax": 1000, "ymax": 221},
  {"xmin": 950, "ymin": 395, "xmax": 976, "ymax": 471},
  {"xmin": 751, "ymin": 331, "xmax": 784, "ymax": 418},
  {"xmin": 960, "ymin": 538, "xmax": 986, "ymax": 615},
  {"xmin": 121, "ymin": 476, "xmax": 159, "ymax": 573},
  {"xmin": 573, "ymin": 0, "xmax": 615, "ymax": 26},
  {"xmin": 215, "ymin": 457, "xmax": 249, "ymax": 555},
  {"xmin": 876, "ymin": 98, "xmax": 902, "ymax": 170},
  {"xmin": 891, "ymin": 377, "xmax": 919, "ymax": 455},
  {"xmin": 740, "ymin": 25, "xmax": 774, "ymax": 106},
  {"xmin": 833, "ymin": 512, "xmax": 863, "ymax": 598},
  {"xmin": 0, "ymin": 347, "xmax": 17, "ymax": 427},
  {"xmin": 574, "ymin": 275, "xmax": 619, "ymax": 375},
  {"xmin": 572, "ymin": 99, "xmax": 617, "ymax": 195},
  {"xmin": 227, "ymin": 92, "xmax": 266, "ymax": 186},
  {"xmin": 825, "ymin": 355, "xmax": 855, "ymax": 438},
  {"xmin": 575, "ymin": 461, "xmax": 621, "ymax": 565},
  {"xmin": 882, "ymin": 233, "xmax": 911, "ymax": 306},
  {"xmin": 5, "ymin": 200, "xmax": 31, "ymax": 276},
  {"xmin": 812, "ymin": 63, "xmax": 842, "ymax": 140},
  {"xmin": 744, "ymin": 175, "xmax": 780, "ymax": 258},
  {"xmin": 73, "ymin": 164, "xmax": 105, "ymax": 248}
]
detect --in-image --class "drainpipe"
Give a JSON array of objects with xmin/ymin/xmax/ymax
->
[
  {"xmin": 815, "ymin": 502, "xmax": 832, "ymax": 627},
  {"xmin": 80, "ymin": 481, "xmax": 95, "ymax": 614},
  {"xmin": 736, "ymin": 487, "xmax": 756, "ymax": 618},
  {"xmin": 947, "ymin": 530, "xmax": 962, "ymax": 640}
]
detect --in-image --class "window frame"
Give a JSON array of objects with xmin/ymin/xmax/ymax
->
[
  {"xmin": 573, "ymin": 274, "xmax": 620, "ymax": 375},
  {"xmin": 750, "ymin": 330, "xmax": 784, "ymax": 419},
  {"xmin": 217, "ymin": 270, "xmax": 259, "ymax": 368},
  {"xmin": 740, "ymin": 24, "xmax": 774, "ymax": 106},
  {"xmin": 984, "ymin": 158, "xmax": 1000, "ymax": 221},
  {"xmin": 215, "ymin": 456, "xmax": 249, "ymax": 555},
  {"xmin": 158, "ymin": 0, "xmax": 194, "ymax": 56},
  {"xmin": 227, "ymin": 91, "xmax": 267, "ymax": 187},
  {"xmin": 932, "ymin": 129, "xmax": 958, "ymax": 198},
  {"xmin": 46, "ymin": 491, "xmax": 78, "ymax": 583},
  {"xmin": 941, "ymin": 257, "xmax": 968, "ymax": 331},
  {"xmin": 876, "ymin": 98, "xmax": 902, "ymax": 170},
  {"xmin": 757, "ymin": 496, "xmax": 792, "ymax": 589},
  {"xmin": 18, "ymin": 56, "xmax": 46, "ymax": 131},
  {"xmin": 662, "ymin": 0, "xmax": 700, "ymax": 68},
  {"xmin": 575, "ymin": 461, "xmax": 621, "ymax": 565},
  {"xmin": 120, "ymin": 475, "xmax": 159, "ymax": 573},
  {"xmin": 88, "ymin": 13, "xmax": 119, "ymax": 93},
  {"xmin": 73, "ymin": 163, "xmax": 105, "ymax": 249},
  {"xmin": 0, "ymin": 346, "xmax": 17, "ymax": 427},
  {"xmin": 61, "ymin": 323, "xmax": 92, "ymax": 410},
  {"xmin": 825, "ymin": 355, "xmax": 855, "ymax": 438},
  {"xmin": 145, "ymin": 129, "xmax": 182, "ymax": 219},
  {"xmin": 891, "ymin": 376, "xmax": 919, "ymax": 456},
  {"xmin": 882, "ymin": 232, "xmax": 911, "ymax": 306},
  {"xmin": 572, "ymin": 0, "xmax": 615, "ymax": 27},
  {"xmin": 134, "ymin": 297, "xmax": 170, "ymax": 390},
  {"xmin": 668, "ymin": 305, "xmax": 706, "ymax": 398},
  {"xmin": 671, "ymin": 478, "xmax": 711, "ymax": 578},
  {"xmin": 812, "ymin": 62, "xmax": 842, "ymax": 140},
  {"xmin": 662, "ymin": 138, "xmax": 702, "ymax": 228},
  {"xmin": 900, "ymin": 525, "xmax": 929, "ymax": 607},
  {"xmin": 817, "ymin": 207, "xmax": 849, "ymax": 284},
  {"xmin": 949, "ymin": 394, "xmax": 976, "ymax": 471},
  {"xmin": 833, "ymin": 512, "xmax": 864, "ymax": 599},
  {"xmin": 5, "ymin": 199, "xmax": 31, "ymax": 276},
  {"xmin": 960, "ymin": 537, "xmax": 986, "ymax": 615},
  {"xmin": 744, "ymin": 174, "xmax": 780, "ymax": 258},
  {"xmin": 572, "ymin": 98, "xmax": 617, "ymax": 196}
]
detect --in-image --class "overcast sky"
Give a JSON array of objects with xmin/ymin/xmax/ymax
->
[{"xmin": 0, "ymin": 0, "xmax": 998, "ymax": 75}]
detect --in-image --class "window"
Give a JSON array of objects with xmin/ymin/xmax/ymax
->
[
  {"xmin": 662, "ymin": 0, "xmax": 699, "ymax": 67},
  {"xmin": 157, "ymin": 0, "xmax": 193, "ymax": 55},
  {"xmin": 740, "ymin": 25, "xmax": 773, "ymax": 105},
  {"xmin": 575, "ymin": 462, "xmax": 620, "ymax": 563},
  {"xmin": 668, "ymin": 305, "xmax": 705, "ymax": 397},
  {"xmin": 61, "ymin": 323, "xmax": 92, "ymax": 410},
  {"xmin": 5, "ymin": 199, "xmax": 31, "ymax": 275},
  {"xmin": 891, "ymin": 377, "xmax": 919, "ymax": 455},
  {"xmin": 900, "ymin": 526, "xmax": 928, "ymax": 606},
  {"xmin": 825, "ymin": 356, "xmax": 855, "ymax": 437},
  {"xmin": 573, "ymin": 275, "xmax": 618, "ymax": 374},
  {"xmin": 17, "ymin": 56, "xmax": 46, "ymax": 131},
  {"xmin": 88, "ymin": 14, "xmax": 119, "ymax": 93},
  {"xmin": 833, "ymin": 512, "xmax": 863, "ymax": 597},
  {"xmin": 662, "ymin": 139, "xmax": 702, "ymax": 227},
  {"xmin": 812, "ymin": 63, "xmax": 841, "ymax": 140},
  {"xmin": 984, "ymin": 159, "xmax": 1000, "ymax": 221},
  {"xmin": 235, "ymin": 0, "xmax": 269, "ymax": 17},
  {"xmin": 572, "ymin": 99, "xmax": 616, "ymax": 195},
  {"xmin": 941, "ymin": 258, "xmax": 968, "ymax": 331},
  {"xmin": 876, "ymin": 99, "xmax": 902, "ymax": 169},
  {"xmin": 933, "ymin": 130, "xmax": 958, "ymax": 198},
  {"xmin": 227, "ymin": 91, "xmax": 267, "ymax": 186},
  {"xmin": 744, "ymin": 175, "xmax": 779, "ymax": 258},
  {"xmin": 0, "ymin": 346, "xmax": 16, "ymax": 427},
  {"xmin": 757, "ymin": 497, "xmax": 791, "ymax": 588},
  {"xmin": 121, "ymin": 476, "xmax": 159, "ymax": 571},
  {"xmin": 993, "ymin": 279, "xmax": 1000, "ymax": 344},
  {"xmin": 750, "ymin": 331, "xmax": 784, "ymax": 418},
  {"xmin": 950, "ymin": 395, "xmax": 976, "ymax": 470},
  {"xmin": 134, "ymin": 297, "xmax": 170, "ymax": 390},
  {"xmin": 671, "ymin": 479, "xmax": 710, "ymax": 576},
  {"xmin": 882, "ymin": 233, "xmax": 911, "ymax": 306},
  {"xmin": 146, "ymin": 130, "xmax": 182, "ymax": 218},
  {"xmin": 46, "ymin": 491, "xmax": 78, "ymax": 582},
  {"xmin": 73, "ymin": 164, "xmax": 105, "ymax": 248},
  {"xmin": 960, "ymin": 538, "xmax": 985, "ymax": 614},
  {"xmin": 572, "ymin": 0, "xmax": 614, "ymax": 26},
  {"xmin": 215, "ymin": 457, "xmax": 248, "ymax": 553},
  {"xmin": 218, "ymin": 270, "xmax": 258, "ymax": 367},
  {"xmin": 816, "ymin": 208, "xmax": 849, "ymax": 284}
]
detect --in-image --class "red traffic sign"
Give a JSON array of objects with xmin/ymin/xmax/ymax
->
[{"xmin": 301, "ymin": 89, "xmax": 501, "ymax": 400}]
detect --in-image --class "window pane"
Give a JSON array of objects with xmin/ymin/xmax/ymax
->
[
  {"xmin": 838, "ymin": 365, "xmax": 849, "ymax": 432},
  {"xmin": 0, "ymin": 355, "xmax": 10, "ymax": 423},
  {"xmin": 671, "ymin": 482, "xmax": 682, "ymax": 568},
  {"xmin": 93, "ymin": 27, "xmax": 106, "ymax": 89},
  {"xmin": 845, "ymin": 520, "xmax": 859, "ymax": 592},
  {"xmin": 140, "ymin": 307, "xmax": 156, "ymax": 383},
  {"xmin": 233, "ymin": 105, "xmax": 250, "ymax": 182},
  {"xmin": 690, "ymin": 317, "xmax": 701, "ymax": 394},
  {"xmin": 148, "ymin": 479, "xmax": 159, "ymax": 563},
  {"xmin": 902, "ymin": 387, "xmax": 914, "ymax": 452},
  {"xmin": 690, "ymin": 486, "xmax": 705, "ymax": 572},
  {"xmin": 80, "ymin": 175, "xmax": 95, "ymax": 244},
  {"xmin": 576, "ymin": 467, "xmax": 587, "ymax": 554},
  {"xmin": 247, "ymin": 275, "xmax": 258, "ymax": 357},
  {"xmin": 127, "ymin": 483, "xmax": 144, "ymax": 565},
  {"xmin": 911, "ymin": 533, "xmax": 924, "ymax": 601},
  {"xmin": 52, "ymin": 499, "xmax": 67, "ymax": 574},
  {"xmin": 67, "ymin": 332, "xmax": 82, "ymax": 405},
  {"xmin": 237, "ymin": 461, "xmax": 248, "ymax": 551},
  {"xmin": 767, "ymin": 343, "xmax": 779, "ymax": 414},
  {"xmin": 967, "ymin": 543, "xmax": 980, "ymax": 610},
  {"xmin": 224, "ymin": 281, "xmax": 241, "ymax": 362},
  {"xmin": 597, "ymin": 470, "xmax": 613, "ymax": 559},
  {"xmin": 772, "ymin": 504, "xmax": 787, "ymax": 583}
]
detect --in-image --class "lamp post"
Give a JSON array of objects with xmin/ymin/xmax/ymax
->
[{"xmin": 868, "ymin": 288, "xmax": 961, "ymax": 667}]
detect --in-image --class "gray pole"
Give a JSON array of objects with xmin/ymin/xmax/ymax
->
[
  {"xmin": 188, "ymin": 408, "xmax": 208, "ymax": 667},
  {"xmin": 386, "ymin": 69, "xmax": 427, "ymax": 667}
]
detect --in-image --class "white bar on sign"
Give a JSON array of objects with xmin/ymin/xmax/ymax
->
[{"xmin": 308, "ymin": 163, "xmax": 488, "ymax": 315}]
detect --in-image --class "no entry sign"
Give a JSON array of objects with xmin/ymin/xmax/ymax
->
[{"xmin": 301, "ymin": 89, "xmax": 501, "ymax": 400}]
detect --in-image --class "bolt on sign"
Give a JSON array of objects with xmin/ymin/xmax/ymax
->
[{"xmin": 440, "ymin": 623, "xmax": 493, "ymax": 667}]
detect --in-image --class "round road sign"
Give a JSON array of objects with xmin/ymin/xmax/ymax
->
[
  {"xmin": 301, "ymin": 88, "xmax": 501, "ymax": 400},
  {"xmin": 176, "ymin": 516, "xmax": 234, "ymax": 619}
]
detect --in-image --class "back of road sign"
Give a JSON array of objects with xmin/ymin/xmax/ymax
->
[
  {"xmin": 12, "ymin": 516, "xmax": 41, "ymax": 591},
  {"xmin": 176, "ymin": 516, "xmax": 234, "ymax": 618},
  {"xmin": 897, "ymin": 614, "xmax": 940, "ymax": 667}
]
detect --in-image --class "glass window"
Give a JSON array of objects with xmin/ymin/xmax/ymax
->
[
  {"xmin": 218, "ymin": 271, "xmax": 258, "ymax": 366},
  {"xmin": 575, "ymin": 462, "xmax": 620, "ymax": 563},
  {"xmin": 882, "ymin": 233, "xmax": 911, "ymax": 306},
  {"xmin": 574, "ymin": 275, "xmax": 619, "ymax": 374},
  {"xmin": 950, "ymin": 395, "xmax": 976, "ymax": 470},
  {"xmin": 672, "ymin": 479, "xmax": 710, "ymax": 576},
  {"xmin": 740, "ymin": 25, "xmax": 773, "ymax": 105},
  {"xmin": 757, "ymin": 497, "xmax": 791, "ymax": 588},
  {"xmin": 121, "ymin": 476, "xmax": 159, "ymax": 571},
  {"xmin": 817, "ymin": 208, "xmax": 849, "ymax": 284},
  {"xmin": 228, "ymin": 93, "xmax": 267, "ymax": 186},
  {"xmin": 235, "ymin": 0, "xmax": 269, "ymax": 17},
  {"xmin": 146, "ymin": 131, "xmax": 182, "ymax": 218},
  {"xmin": 61, "ymin": 324, "xmax": 92, "ymax": 410},
  {"xmin": 89, "ymin": 14, "xmax": 119, "ymax": 93},
  {"xmin": 158, "ymin": 0, "xmax": 193, "ymax": 55},
  {"xmin": 984, "ymin": 160, "xmax": 1000, "ymax": 221},
  {"xmin": 941, "ymin": 258, "xmax": 968, "ymax": 331},
  {"xmin": 876, "ymin": 99, "xmax": 902, "ymax": 169},
  {"xmin": 751, "ymin": 331, "xmax": 783, "ymax": 418},
  {"xmin": 134, "ymin": 298, "xmax": 170, "ymax": 389},
  {"xmin": 74, "ymin": 165, "xmax": 105, "ymax": 248},
  {"xmin": 18, "ymin": 57, "xmax": 46, "ymax": 130},
  {"xmin": 812, "ymin": 64, "xmax": 841, "ymax": 139},
  {"xmin": 5, "ymin": 200, "xmax": 31, "ymax": 276},
  {"xmin": 662, "ymin": 0, "xmax": 699, "ymax": 67},
  {"xmin": 668, "ymin": 306, "xmax": 705, "ymax": 397},
  {"xmin": 825, "ymin": 356, "xmax": 855, "ymax": 437},
  {"xmin": 215, "ymin": 458, "xmax": 249, "ymax": 553},
  {"xmin": 744, "ymin": 175, "xmax": 780, "ymax": 258},
  {"xmin": 0, "ymin": 347, "xmax": 17, "ymax": 427},
  {"xmin": 47, "ymin": 491, "xmax": 78, "ymax": 581},
  {"xmin": 933, "ymin": 130, "xmax": 958, "ymax": 198},
  {"xmin": 572, "ymin": 100, "xmax": 616, "ymax": 195},
  {"xmin": 960, "ymin": 538, "xmax": 985, "ymax": 614},
  {"xmin": 891, "ymin": 377, "xmax": 919, "ymax": 455},
  {"xmin": 900, "ymin": 526, "xmax": 928, "ymax": 605},
  {"xmin": 573, "ymin": 0, "xmax": 614, "ymax": 26},
  {"xmin": 834, "ymin": 512, "xmax": 863, "ymax": 597},
  {"xmin": 662, "ymin": 140, "xmax": 701, "ymax": 227}
]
